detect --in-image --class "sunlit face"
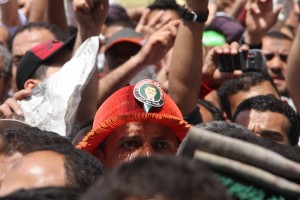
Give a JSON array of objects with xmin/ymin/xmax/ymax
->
[
  {"xmin": 228, "ymin": 81, "xmax": 280, "ymax": 118},
  {"xmin": 12, "ymin": 29, "xmax": 56, "ymax": 92},
  {"xmin": 234, "ymin": 109, "xmax": 290, "ymax": 145},
  {"xmin": 0, "ymin": 151, "xmax": 66, "ymax": 196},
  {"xmin": 261, "ymin": 36, "xmax": 292, "ymax": 95},
  {"xmin": 98, "ymin": 121, "xmax": 179, "ymax": 169}
]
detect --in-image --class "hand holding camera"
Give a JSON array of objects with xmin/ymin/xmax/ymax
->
[
  {"xmin": 202, "ymin": 42, "xmax": 248, "ymax": 88},
  {"xmin": 218, "ymin": 49, "xmax": 267, "ymax": 73}
]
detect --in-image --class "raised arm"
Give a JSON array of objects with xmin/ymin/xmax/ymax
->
[
  {"xmin": 0, "ymin": 0, "xmax": 20, "ymax": 27},
  {"xmin": 168, "ymin": 0, "xmax": 208, "ymax": 116},
  {"xmin": 28, "ymin": 0, "xmax": 68, "ymax": 34},
  {"xmin": 98, "ymin": 20, "xmax": 178, "ymax": 106},
  {"xmin": 286, "ymin": 1, "xmax": 300, "ymax": 113},
  {"xmin": 73, "ymin": 0, "xmax": 108, "ymax": 126}
]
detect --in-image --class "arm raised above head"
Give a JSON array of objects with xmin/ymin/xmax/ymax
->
[
  {"xmin": 286, "ymin": 0, "xmax": 300, "ymax": 114},
  {"xmin": 168, "ymin": 0, "xmax": 209, "ymax": 116}
]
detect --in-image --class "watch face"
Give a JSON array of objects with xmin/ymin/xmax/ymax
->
[{"xmin": 134, "ymin": 79, "xmax": 164, "ymax": 113}]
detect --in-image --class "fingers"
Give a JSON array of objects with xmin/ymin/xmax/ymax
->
[
  {"xmin": 137, "ymin": 10, "xmax": 176, "ymax": 36},
  {"xmin": 13, "ymin": 89, "xmax": 32, "ymax": 100},
  {"xmin": 73, "ymin": 0, "xmax": 95, "ymax": 13},
  {"xmin": 0, "ymin": 89, "xmax": 31, "ymax": 119},
  {"xmin": 148, "ymin": 10, "xmax": 165, "ymax": 27},
  {"xmin": 138, "ymin": 8, "xmax": 150, "ymax": 26}
]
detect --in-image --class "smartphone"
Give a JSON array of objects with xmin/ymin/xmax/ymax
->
[{"xmin": 218, "ymin": 49, "xmax": 265, "ymax": 73}]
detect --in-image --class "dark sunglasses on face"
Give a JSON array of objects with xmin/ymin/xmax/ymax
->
[{"xmin": 263, "ymin": 53, "xmax": 288, "ymax": 62}]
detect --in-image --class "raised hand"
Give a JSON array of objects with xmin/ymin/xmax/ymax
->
[
  {"xmin": 245, "ymin": 0, "xmax": 282, "ymax": 45},
  {"xmin": 73, "ymin": 0, "xmax": 109, "ymax": 33},
  {"xmin": 135, "ymin": 9, "xmax": 172, "ymax": 37},
  {"xmin": 202, "ymin": 42, "xmax": 249, "ymax": 88},
  {"xmin": 135, "ymin": 20, "xmax": 179, "ymax": 67}
]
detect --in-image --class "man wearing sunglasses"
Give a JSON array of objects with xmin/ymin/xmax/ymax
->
[{"xmin": 261, "ymin": 31, "xmax": 292, "ymax": 97}]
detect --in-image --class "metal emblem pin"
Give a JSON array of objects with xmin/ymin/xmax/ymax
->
[{"xmin": 133, "ymin": 79, "xmax": 164, "ymax": 113}]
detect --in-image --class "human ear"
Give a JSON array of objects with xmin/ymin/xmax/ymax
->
[{"xmin": 24, "ymin": 79, "xmax": 39, "ymax": 90}]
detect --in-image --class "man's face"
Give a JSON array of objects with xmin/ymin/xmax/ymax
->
[
  {"xmin": 234, "ymin": 109, "xmax": 290, "ymax": 145},
  {"xmin": 0, "ymin": 151, "xmax": 66, "ymax": 196},
  {"xmin": 261, "ymin": 36, "xmax": 292, "ymax": 95},
  {"xmin": 98, "ymin": 121, "xmax": 179, "ymax": 169},
  {"xmin": 105, "ymin": 42, "xmax": 141, "ymax": 71},
  {"xmin": 228, "ymin": 81, "xmax": 280, "ymax": 118},
  {"xmin": 145, "ymin": 86, "xmax": 157, "ymax": 99},
  {"xmin": 12, "ymin": 28, "xmax": 56, "ymax": 92}
]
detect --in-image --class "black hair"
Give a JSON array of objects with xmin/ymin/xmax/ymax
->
[
  {"xmin": 147, "ymin": 0, "xmax": 181, "ymax": 15},
  {"xmin": 65, "ymin": 149, "xmax": 105, "ymax": 189},
  {"xmin": 81, "ymin": 155, "xmax": 230, "ymax": 200},
  {"xmin": 9, "ymin": 22, "xmax": 68, "ymax": 51},
  {"xmin": 0, "ymin": 127, "xmax": 104, "ymax": 189},
  {"xmin": 0, "ymin": 187, "xmax": 84, "ymax": 200},
  {"xmin": 0, "ymin": 127, "xmax": 72, "ymax": 156},
  {"xmin": 196, "ymin": 121, "xmax": 300, "ymax": 164},
  {"xmin": 105, "ymin": 4, "xmax": 130, "ymax": 25},
  {"xmin": 30, "ymin": 145, "xmax": 105, "ymax": 190},
  {"xmin": 264, "ymin": 31, "xmax": 293, "ymax": 41},
  {"xmin": 217, "ymin": 72, "xmax": 279, "ymax": 119},
  {"xmin": 197, "ymin": 98, "xmax": 225, "ymax": 121},
  {"xmin": 105, "ymin": 20, "xmax": 135, "ymax": 29},
  {"xmin": 232, "ymin": 95, "xmax": 300, "ymax": 145}
]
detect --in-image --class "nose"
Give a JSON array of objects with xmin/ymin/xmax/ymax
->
[
  {"xmin": 268, "ymin": 55, "xmax": 284, "ymax": 75},
  {"xmin": 136, "ymin": 144, "xmax": 154, "ymax": 157}
]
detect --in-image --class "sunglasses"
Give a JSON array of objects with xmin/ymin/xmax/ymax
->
[{"xmin": 263, "ymin": 53, "xmax": 288, "ymax": 62}]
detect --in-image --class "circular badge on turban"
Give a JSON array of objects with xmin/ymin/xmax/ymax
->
[{"xmin": 133, "ymin": 79, "xmax": 164, "ymax": 113}]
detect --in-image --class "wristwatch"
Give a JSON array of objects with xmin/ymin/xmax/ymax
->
[{"xmin": 179, "ymin": 7, "xmax": 209, "ymax": 23}]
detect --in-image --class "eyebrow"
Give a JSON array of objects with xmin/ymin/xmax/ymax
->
[{"xmin": 259, "ymin": 130, "xmax": 284, "ymax": 142}]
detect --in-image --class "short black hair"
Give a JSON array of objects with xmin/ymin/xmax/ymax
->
[
  {"xmin": 82, "ymin": 155, "xmax": 230, "ymax": 200},
  {"xmin": 0, "ymin": 127, "xmax": 72, "ymax": 156},
  {"xmin": 9, "ymin": 22, "xmax": 68, "ymax": 51},
  {"xmin": 196, "ymin": 121, "xmax": 300, "ymax": 164},
  {"xmin": 32, "ymin": 146, "xmax": 105, "ymax": 190},
  {"xmin": 264, "ymin": 31, "xmax": 293, "ymax": 41},
  {"xmin": 147, "ymin": 0, "xmax": 181, "ymax": 14},
  {"xmin": 197, "ymin": 98, "xmax": 225, "ymax": 121},
  {"xmin": 64, "ymin": 148, "xmax": 105, "ymax": 189},
  {"xmin": 232, "ymin": 95, "xmax": 300, "ymax": 145},
  {"xmin": 0, "ymin": 187, "xmax": 84, "ymax": 200},
  {"xmin": 217, "ymin": 72, "xmax": 279, "ymax": 119}
]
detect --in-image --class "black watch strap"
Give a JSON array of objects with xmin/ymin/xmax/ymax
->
[{"xmin": 179, "ymin": 7, "xmax": 209, "ymax": 23}]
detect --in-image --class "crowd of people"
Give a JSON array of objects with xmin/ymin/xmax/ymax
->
[{"xmin": 0, "ymin": 0, "xmax": 298, "ymax": 199}]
